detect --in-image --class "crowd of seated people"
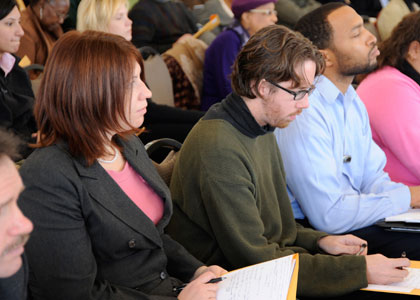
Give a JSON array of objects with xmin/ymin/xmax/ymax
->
[{"xmin": 3, "ymin": 0, "xmax": 420, "ymax": 299}]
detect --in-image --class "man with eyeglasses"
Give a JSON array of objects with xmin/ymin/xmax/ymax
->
[
  {"xmin": 167, "ymin": 25, "xmax": 411, "ymax": 299},
  {"xmin": 276, "ymin": 3, "xmax": 420, "ymax": 260}
]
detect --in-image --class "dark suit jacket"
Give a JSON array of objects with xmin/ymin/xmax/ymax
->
[
  {"xmin": 19, "ymin": 136, "xmax": 203, "ymax": 300},
  {"xmin": 0, "ymin": 54, "xmax": 36, "ymax": 159}
]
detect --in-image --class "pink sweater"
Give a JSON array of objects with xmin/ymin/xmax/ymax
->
[
  {"xmin": 357, "ymin": 66, "xmax": 420, "ymax": 186},
  {"xmin": 107, "ymin": 162, "xmax": 164, "ymax": 224}
]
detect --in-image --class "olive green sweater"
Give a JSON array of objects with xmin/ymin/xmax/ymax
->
[{"xmin": 167, "ymin": 93, "xmax": 367, "ymax": 297}]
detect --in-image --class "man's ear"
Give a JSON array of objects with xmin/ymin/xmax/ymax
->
[
  {"xmin": 320, "ymin": 49, "xmax": 334, "ymax": 68},
  {"xmin": 256, "ymin": 80, "xmax": 270, "ymax": 99}
]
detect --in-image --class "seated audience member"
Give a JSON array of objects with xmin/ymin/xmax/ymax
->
[
  {"xmin": 275, "ymin": 0, "xmax": 321, "ymax": 28},
  {"xmin": 0, "ymin": 129, "xmax": 33, "ymax": 300},
  {"xmin": 357, "ymin": 11, "xmax": 420, "ymax": 186},
  {"xmin": 275, "ymin": 3, "xmax": 420, "ymax": 258},
  {"xmin": 200, "ymin": 0, "xmax": 278, "ymax": 110},
  {"xmin": 129, "ymin": 0, "xmax": 212, "ymax": 54},
  {"xmin": 166, "ymin": 25, "xmax": 410, "ymax": 299},
  {"xmin": 376, "ymin": 0, "xmax": 419, "ymax": 41},
  {"xmin": 16, "ymin": 0, "xmax": 69, "ymax": 77},
  {"xmin": 0, "ymin": 0, "xmax": 37, "ymax": 159},
  {"xmin": 18, "ymin": 30, "xmax": 225, "ymax": 300},
  {"xmin": 61, "ymin": 0, "xmax": 80, "ymax": 31},
  {"xmin": 76, "ymin": 0, "xmax": 204, "ymax": 144}
]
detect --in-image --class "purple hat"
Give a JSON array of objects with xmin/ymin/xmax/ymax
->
[{"xmin": 231, "ymin": 0, "xmax": 277, "ymax": 19}]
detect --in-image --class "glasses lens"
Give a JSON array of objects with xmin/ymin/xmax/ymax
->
[
  {"xmin": 295, "ymin": 91, "xmax": 306, "ymax": 100},
  {"xmin": 295, "ymin": 86, "xmax": 315, "ymax": 100}
]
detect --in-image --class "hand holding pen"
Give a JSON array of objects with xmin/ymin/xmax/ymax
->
[
  {"xmin": 397, "ymin": 251, "xmax": 407, "ymax": 270},
  {"xmin": 176, "ymin": 272, "xmax": 224, "ymax": 300},
  {"xmin": 365, "ymin": 254, "xmax": 409, "ymax": 285},
  {"xmin": 356, "ymin": 243, "xmax": 367, "ymax": 256}
]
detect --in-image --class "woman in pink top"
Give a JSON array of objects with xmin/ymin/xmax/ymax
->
[
  {"xmin": 18, "ymin": 30, "xmax": 225, "ymax": 300},
  {"xmin": 357, "ymin": 11, "xmax": 420, "ymax": 186}
]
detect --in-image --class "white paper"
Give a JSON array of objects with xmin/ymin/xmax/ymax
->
[
  {"xmin": 365, "ymin": 268, "xmax": 420, "ymax": 293},
  {"xmin": 217, "ymin": 255, "xmax": 296, "ymax": 300},
  {"xmin": 385, "ymin": 209, "xmax": 420, "ymax": 223}
]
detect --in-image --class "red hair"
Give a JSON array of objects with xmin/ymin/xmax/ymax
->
[{"xmin": 34, "ymin": 30, "xmax": 144, "ymax": 165}]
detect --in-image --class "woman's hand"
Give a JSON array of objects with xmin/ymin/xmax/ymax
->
[
  {"xmin": 178, "ymin": 271, "xmax": 219, "ymax": 300},
  {"xmin": 192, "ymin": 265, "xmax": 227, "ymax": 280}
]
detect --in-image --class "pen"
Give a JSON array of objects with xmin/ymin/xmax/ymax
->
[
  {"xmin": 398, "ymin": 251, "xmax": 407, "ymax": 270},
  {"xmin": 356, "ymin": 243, "xmax": 367, "ymax": 256},
  {"xmin": 172, "ymin": 277, "xmax": 226, "ymax": 294},
  {"xmin": 207, "ymin": 277, "xmax": 226, "ymax": 284}
]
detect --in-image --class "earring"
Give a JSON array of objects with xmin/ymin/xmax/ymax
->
[{"xmin": 40, "ymin": 7, "xmax": 43, "ymax": 20}]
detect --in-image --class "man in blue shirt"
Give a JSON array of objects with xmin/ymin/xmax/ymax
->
[
  {"xmin": 0, "ymin": 129, "xmax": 33, "ymax": 300},
  {"xmin": 275, "ymin": 2, "xmax": 420, "ymax": 259}
]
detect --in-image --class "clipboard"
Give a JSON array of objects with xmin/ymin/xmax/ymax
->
[
  {"xmin": 375, "ymin": 219, "xmax": 420, "ymax": 233},
  {"xmin": 217, "ymin": 254, "xmax": 299, "ymax": 300},
  {"xmin": 287, "ymin": 253, "xmax": 299, "ymax": 300},
  {"xmin": 361, "ymin": 260, "xmax": 420, "ymax": 295}
]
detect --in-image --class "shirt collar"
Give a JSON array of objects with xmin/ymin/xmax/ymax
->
[
  {"xmin": 314, "ymin": 75, "xmax": 357, "ymax": 104},
  {"xmin": 0, "ymin": 53, "xmax": 16, "ymax": 77}
]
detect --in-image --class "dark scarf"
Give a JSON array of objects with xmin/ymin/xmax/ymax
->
[
  {"xmin": 398, "ymin": 59, "xmax": 420, "ymax": 86},
  {"xmin": 203, "ymin": 92, "xmax": 275, "ymax": 138}
]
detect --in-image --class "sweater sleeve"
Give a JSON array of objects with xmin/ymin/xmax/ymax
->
[
  {"xmin": 195, "ymin": 132, "xmax": 367, "ymax": 297},
  {"xmin": 162, "ymin": 233, "xmax": 204, "ymax": 282}
]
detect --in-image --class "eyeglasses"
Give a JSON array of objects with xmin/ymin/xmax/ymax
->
[
  {"xmin": 46, "ymin": 1, "xmax": 68, "ymax": 20},
  {"xmin": 267, "ymin": 80, "xmax": 315, "ymax": 101},
  {"xmin": 249, "ymin": 9, "xmax": 278, "ymax": 16}
]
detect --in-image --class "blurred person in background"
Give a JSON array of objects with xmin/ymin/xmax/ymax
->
[
  {"xmin": 16, "ymin": 0, "xmax": 69, "ymax": 77},
  {"xmin": 0, "ymin": 0, "xmax": 36, "ymax": 159},
  {"xmin": 200, "ymin": 0, "xmax": 278, "ymax": 110},
  {"xmin": 357, "ymin": 11, "xmax": 420, "ymax": 186}
]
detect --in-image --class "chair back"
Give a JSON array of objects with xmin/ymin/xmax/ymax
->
[
  {"xmin": 140, "ymin": 47, "xmax": 175, "ymax": 107},
  {"xmin": 145, "ymin": 138, "xmax": 182, "ymax": 186}
]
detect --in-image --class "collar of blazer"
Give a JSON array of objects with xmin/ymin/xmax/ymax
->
[{"xmin": 56, "ymin": 136, "xmax": 173, "ymax": 247}]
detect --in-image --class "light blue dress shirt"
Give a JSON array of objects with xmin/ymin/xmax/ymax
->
[{"xmin": 275, "ymin": 75, "xmax": 410, "ymax": 234}]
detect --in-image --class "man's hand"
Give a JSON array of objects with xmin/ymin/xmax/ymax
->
[
  {"xmin": 318, "ymin": 234, "xmax": 368, "ymax": 255},
  {"xmin": 409, "ymin": 186, "xmax": 420, "ymax": 208},
  {"xmin": 366, "ymin": 254, "xmax": 409, "ymax": 285}
]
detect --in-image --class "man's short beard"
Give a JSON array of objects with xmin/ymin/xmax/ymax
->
[{"xmin": 341, "ymin": 61, "xmax": 377, "ymax": 76}]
